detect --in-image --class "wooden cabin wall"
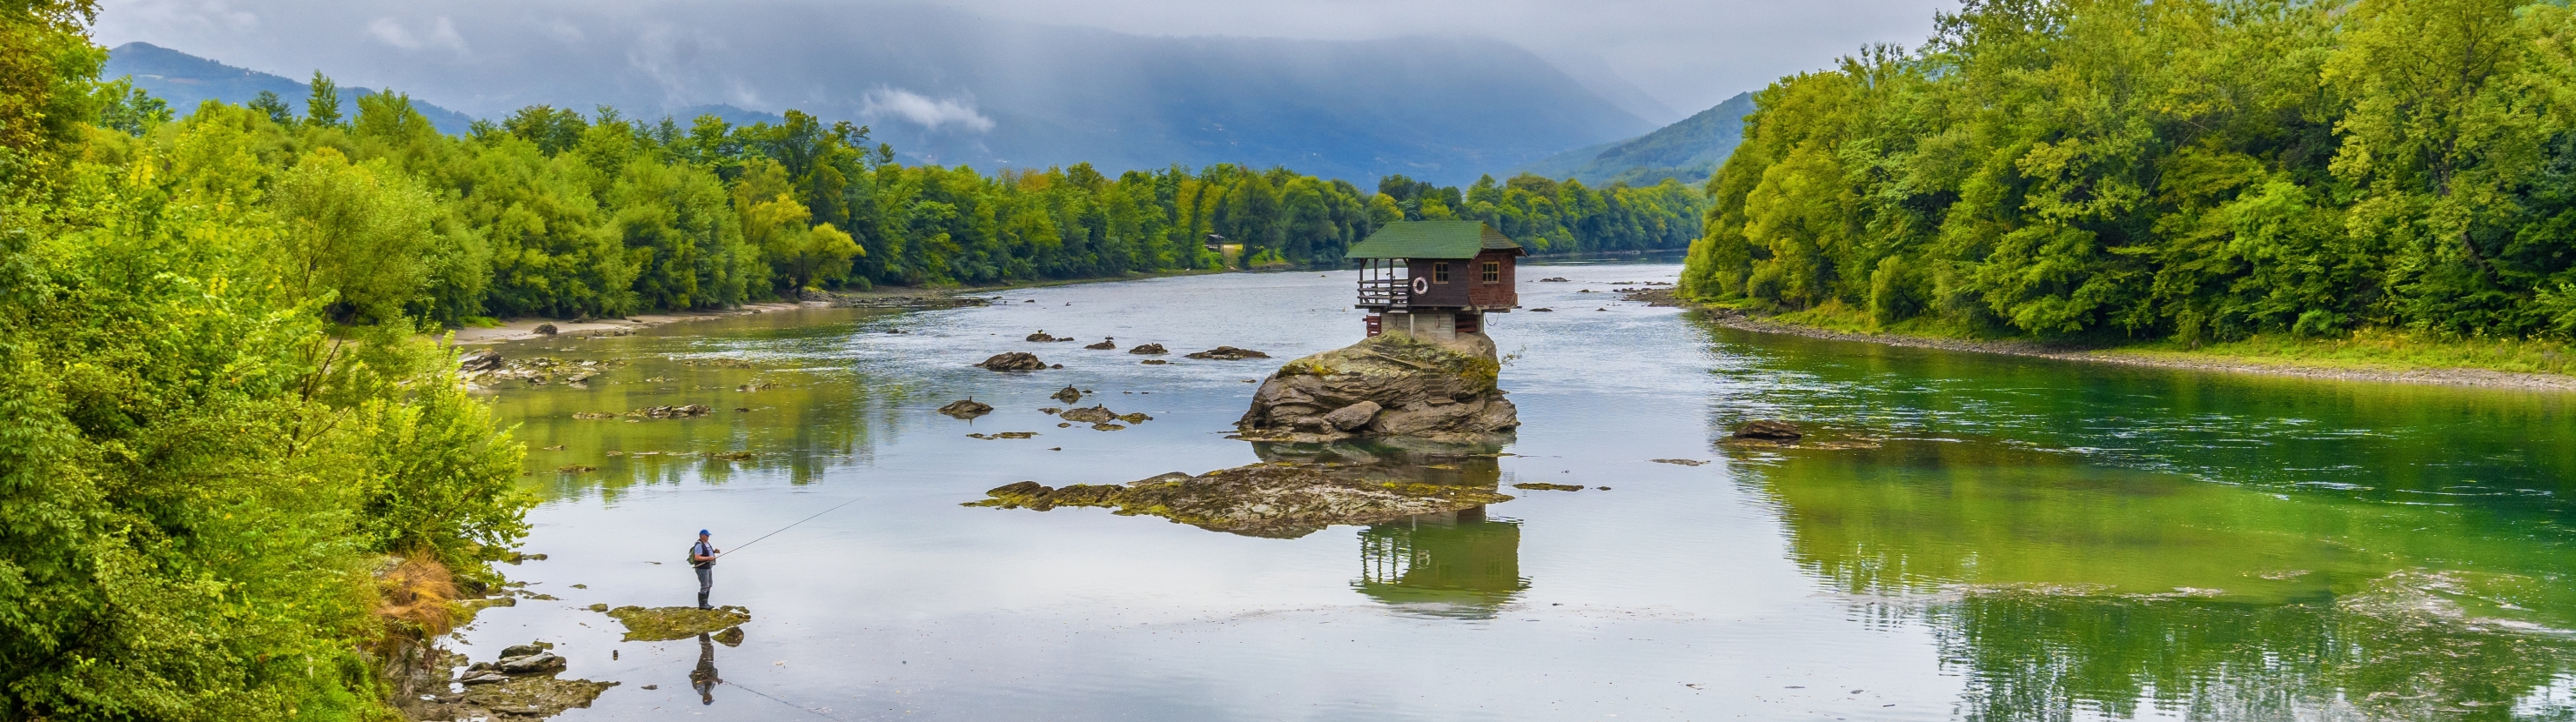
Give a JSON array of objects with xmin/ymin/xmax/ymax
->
[
  {"xmin": 1466, "ymin": 250, "xmax": 1517, "ymax": 308},
  {"xmin": 1402, "ymin": 251, "xmax": 1518, "ymax": 309}
]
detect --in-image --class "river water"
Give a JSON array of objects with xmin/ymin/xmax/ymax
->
[{"xmin": 463, "ymin": 262, "xmax": 2576, "ymax": 721}]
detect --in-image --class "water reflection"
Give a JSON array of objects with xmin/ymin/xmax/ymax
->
[
  {"xmin": 1244, "ymin": 440, "xmax": 1531, "ymax": 618},
  {"xmin": 1355, "ymin": 509, "xmax": 1528, "ymax": 618},
  {"xmin": 1743, "ymin": 438, "xmax": 2576, "ymax": 720}
]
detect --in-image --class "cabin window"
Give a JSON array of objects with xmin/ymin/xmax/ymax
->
[
  {"xmin": 1481, "ymin": 261, "xmax": 1501, "ymax": 283},
  {"xmin": 1433, "ymin": 263, "xmax": 1451, "ymax": 283}
]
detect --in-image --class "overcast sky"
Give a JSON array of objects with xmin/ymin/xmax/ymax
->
[{"xmin": 94, "ymin": 0, "xmax": 1954, "ymax": 123}]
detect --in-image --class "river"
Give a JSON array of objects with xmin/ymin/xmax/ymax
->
[{"xmin": 462, "ymin": 261, "xmax": 2576, "ymax": 721}]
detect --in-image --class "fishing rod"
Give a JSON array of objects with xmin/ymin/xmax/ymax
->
[{"xmin": 714, "ymin": 495, "xmax": 866, "ymax": 559}]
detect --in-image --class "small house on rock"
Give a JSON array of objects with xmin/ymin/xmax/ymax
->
[{"xmin": 1349, "ymin": 221, "xmax": 1523, "ymax": 341}]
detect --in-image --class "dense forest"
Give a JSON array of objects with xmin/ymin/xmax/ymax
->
[
  {"xmin": 1680, "ymin": 0, "xmax": 2576, "ymax": 344},
  {"xmin": 74, "ymin": 70, "xmax": 1707, "ymax": 327},
  {"xmin": 0, "ymin": 0, "xmax": 1702, "ymax": 717}
]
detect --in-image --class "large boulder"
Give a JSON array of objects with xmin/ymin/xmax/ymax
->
[{"xmin": 1236, "ymin": 332, "xmax": 1517, "ymax": 444}]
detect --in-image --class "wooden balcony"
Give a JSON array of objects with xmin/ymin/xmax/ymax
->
[{"xmin": 1357, "ymin": 277, "xmax": 1411, "ymax": 308}]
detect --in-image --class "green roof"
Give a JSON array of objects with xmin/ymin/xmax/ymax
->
[{"xmin": 1345, "ymin": 221, "xmax": 1524, "ymax": 259}]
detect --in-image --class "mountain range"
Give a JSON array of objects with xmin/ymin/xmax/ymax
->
[
  {"xmin": 98, "ymin": 3, "xmax": 1669, "ymax": 185},
  {"xmin": 104, "ymin": 43, "xmax": 483, "ymax": 136},
  {"xmin": 1512, "ymin": 91, "xmax": 1754, "ymax": 187}
]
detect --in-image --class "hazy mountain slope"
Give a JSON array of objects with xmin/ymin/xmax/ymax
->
[
  {"xmin": 94, "ymin": 3, "xmax": 1651, "ymax": 185},
  {"xmin": 104, "ymin": 43, "xmax": 480, "ymax": 135},
  {"xmin": 1513, "ymin": 91, "xmax": 1754, "ymax": 186}
]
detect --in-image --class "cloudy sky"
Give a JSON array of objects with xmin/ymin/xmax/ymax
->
[{"xmin": 93, "ymin": 0, "xmax": 1954, "ymax": 124}]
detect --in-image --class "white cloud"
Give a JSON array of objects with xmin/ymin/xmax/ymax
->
[
  {"xmin": 861, "ymin": 87, "xmax": 995, "ymax": 132},
  {"xmin": 366, "ymin": 16, "xmax": 468, "ymax": 54}
]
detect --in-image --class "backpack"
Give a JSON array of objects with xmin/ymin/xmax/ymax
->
[{"xmin": 686, "ymin": 541, "xmax": 713, "ymax": 567}]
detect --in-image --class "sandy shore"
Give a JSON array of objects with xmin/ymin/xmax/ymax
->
[
  {"xmin": 1624, "ymin": 289, "xmax": 2576, "ymax": 392},
  {"xmin": 446, "ymin": 302, "xmax": 825, "ymax": 344}
]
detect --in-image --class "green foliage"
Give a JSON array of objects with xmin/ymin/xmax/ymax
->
[
  {"xmin": 89, "ymin": 76, "xmax": 165, "ymax": 136},
  {"xmin": 1682, "ymin": 0, "xmax": 2576, "ymax": 344},
  {"xmin": 2, "ymin": 17, "xmax": 528, "ymax": 719}
]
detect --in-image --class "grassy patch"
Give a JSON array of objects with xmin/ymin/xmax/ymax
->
[{"xmin": 2121, "ymin": 330, "xmax": 2576, "ymax": 376}]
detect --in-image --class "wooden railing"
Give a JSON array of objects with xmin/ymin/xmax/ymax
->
[{"xmin": 1357, "ymin": 277, "xmax": 1411, "ymax": 307}]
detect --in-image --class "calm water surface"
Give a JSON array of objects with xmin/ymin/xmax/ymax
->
[{"xmin": 463, "ymin": 263, "xmax": 2576, "ymax": 721}]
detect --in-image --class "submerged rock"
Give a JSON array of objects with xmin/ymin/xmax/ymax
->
[
  {"xmin": 629, "ymin": 404, "xmax": 713, "ymax": 419},
  {"xmin": 603, "ymin": 605, "xmax": 751, "ymax": 642},
  {"xmin": 937, "ymin": 398, "xmax": 995, "ymax": 418},
  {"xmin": 1186, "ymin": 346, "xmax": 1271, "ymax": 360},
  {"xmin": 1236, "ymin": 332, "xmax": 1518, "ymax": 445},
  {"xmin": 1129, "ymin": 344, "xmax": 1169, "ymax": 355},
  {"xmin": 1512, "ymin": 482, "xmax": 1586, "ymax": 491},
  {"xmin": 1084, "ymin": 340, "xmax": 1117, "ymax": 350},
  {"xmin": 1051, "ymin": 385, "xmax": 1085, "ymax": 404},
  {"xmin": 976, "ymin": 351, "xmax": 1048, "ymax": 371},
  {"xmin": 1650, "ymin": 458, "xmax": 1708, "ymax": 466},
  {"xmin": 967, "ymin": 463, "xmax": 1513, "ymax": 538},
  {"xmin": 1057, "ymin": 404, "xmax": 1122, "ymax": 424},
  {"xmin": 1731, "ymin": 420, "xmax": 1803, "ymax": 442}
]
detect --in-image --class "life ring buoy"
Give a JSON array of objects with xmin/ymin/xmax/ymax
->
[{"xmin": 1410, "ymin": 277, "xmax": 1430, "ymax": 295}]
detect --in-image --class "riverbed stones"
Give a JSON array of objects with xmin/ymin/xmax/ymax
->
[
  {"xmin": 631, "ymin": 404, "xmax": 713, "ymax": 419},
  {"xmin": 1236, "ymin": 332, "xmax": 1519, "ymax": 445},
  {"xmin": 535, "ymin": 323, "xmax": 559, "ymax": 335},
  {"xmin": 976, "ymin": 351, "xmax": 1048, "ymax": 371},
  {"xmin": 1057, "ymin": 404, "xmax": 1121, "ymax": 424},
  {"xmin": 1130, "ymin": 344, "xmax": 1168, "ymax": 355},
  {"xmin": 967, "ymin": 462, "xmax": 1513, "ymax": 538},
  {"xmin": 1187, "ymin": 346, "xmax": 1271, "ymax": 360},
  {"xmin": 602, "ymin": 605, "xmax": 752, "ymax": 642},
  {"xmin": 938, "ymin": 398, "xmax": 995, "ymax": 418}
]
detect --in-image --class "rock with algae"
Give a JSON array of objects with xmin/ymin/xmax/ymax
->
[
  {"xmin": 1236, "ymin": 332, "xmax": 1518, "ymax": 445},
  {"xmin": 602, "ymin": 605, "xmax": 751, "ymax": 642},
  {"xmin": 966, "ymin": 462, "xmax": 1513, "ymax": 538},
  {"xmin": 937, "ymin": 398, "xmax": 994, "ymax": 418}
]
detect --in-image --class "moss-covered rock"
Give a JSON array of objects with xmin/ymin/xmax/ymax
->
[
  {"xmin": 1237, "ymin": 332, "xmax": 1518, "ymax": 444},
  {"xmin": 967, "ymin": 462, "xmax": 1513, "ymax": 538},
  {"xmin": 602, "ymin": 605, "xmax": 750, "ymax": 642}
]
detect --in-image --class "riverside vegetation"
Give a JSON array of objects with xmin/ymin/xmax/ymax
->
[
  {"xmin": 1678, "ymin": 0, "xmax": 2576, "ymax": 374},
  {"xmin": 0, "ymin": 0, "xmax": 1706, "ymax": 718}
]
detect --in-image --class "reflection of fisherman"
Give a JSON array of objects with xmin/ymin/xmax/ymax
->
[
  {"xmin": 690, "ymin": 632, "xmax": 722, "ymax": 705},
  {"xmin": 690, "ymin": 530, "xmax": 721, "ymax": 609}
]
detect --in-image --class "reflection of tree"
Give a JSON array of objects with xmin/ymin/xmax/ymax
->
[
  {"xmin": 1749, "ymin": 438, "xmax": 2576, "ymax": 721},
  {"xmin": 1353, "ymin": 508, "xmax": 1528, "ymax": 619},
  {"xmin": 493, "ymin": 316, "xmax": 932, "ymax": 502}
]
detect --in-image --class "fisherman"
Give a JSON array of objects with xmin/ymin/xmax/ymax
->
[{"xmin": 689, "ymin": 530, "xmax": 720, "ymax": 609}]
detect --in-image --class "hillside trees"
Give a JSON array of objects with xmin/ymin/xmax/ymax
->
[{"xmin": 1681, "ymin": 0, "xmax": 2576, "ymax": 343}]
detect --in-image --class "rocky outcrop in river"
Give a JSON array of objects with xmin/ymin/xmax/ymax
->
[
  {"xmin": 1235, "ymin": 332, "xmax": 1518, "ymax": 444},
  {"xmin": 968, "ymin": 460, "xmax": 1513, "ymax": 538}
]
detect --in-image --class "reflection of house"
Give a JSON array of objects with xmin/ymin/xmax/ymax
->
[{"xmin": 1353, "ymin": 507, "xmax": 1528, "ymax": 618}]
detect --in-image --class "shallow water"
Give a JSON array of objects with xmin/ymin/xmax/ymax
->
[{"xmin": 464, "ymin": 263, "xmax": 2576, "ymax": 721}]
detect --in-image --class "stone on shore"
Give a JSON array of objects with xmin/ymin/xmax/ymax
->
[
  {"xmin": 1236, "ymin": 332, "xmax": 1518, "ymax": 445},
  {"xmin": 976, "ymin": 351, "xmax": 1048, "ymax": 371}
]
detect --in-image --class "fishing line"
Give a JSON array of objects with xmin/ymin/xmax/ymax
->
[{"xmin": 714, "ymin": 495, "xmax": 865, "ymax": 558}]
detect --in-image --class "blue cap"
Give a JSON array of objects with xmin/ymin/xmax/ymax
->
[{"xmin": 698, "ymin": 529, "xmax": 709, "ymax": 535}]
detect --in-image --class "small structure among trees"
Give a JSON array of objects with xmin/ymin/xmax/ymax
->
[{"xmin": 1349, "ymin": 221, "xmax": 1523, "ymax": 341}]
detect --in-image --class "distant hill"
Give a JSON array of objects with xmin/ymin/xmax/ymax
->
[
  {"xmin": 104, "ymin": 43, "xmax": 481, "ymax": 135},
  {"xmin": 1514, "ymin": 92, "xmax": 1755, "ymax": 186},
  {"xmin": 94, "ymin": 5, "xmax": 1653, "ymax": 186}
]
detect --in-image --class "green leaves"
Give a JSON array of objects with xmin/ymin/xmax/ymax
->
[{"xmin": 1684, "ymin": 0, "xmax": 2576, "ymax": 342}]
